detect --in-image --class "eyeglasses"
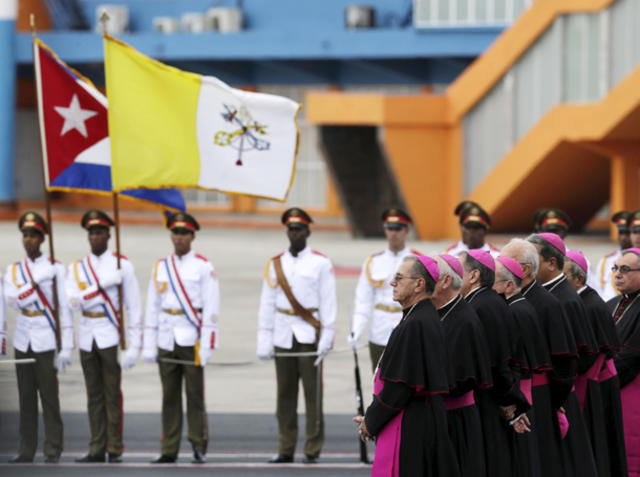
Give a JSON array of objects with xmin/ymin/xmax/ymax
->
[
  {"xmin": 611, "ymin": 265, "xmax": 640, "ymax": 274},
  {"xmin": 393, "ymin": 274, "xmax": 419, "ymax": 282}
]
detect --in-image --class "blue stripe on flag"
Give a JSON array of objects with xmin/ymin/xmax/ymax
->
[{"xmin": 51, "ymin": 163, "xmax": 185, "ymax": 212}]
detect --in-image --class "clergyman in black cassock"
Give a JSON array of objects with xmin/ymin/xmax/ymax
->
[
  {"xmin": 565, "ymin": 251, "xmax": 626, "ymax": 477},
  {"xmin": 357, "ymin": 255, "xmax": 460, "ymax": 477},
  {"xmin": 460, "ymin": 250, "xmax": 530, "ymax": 477},
  {"xmin": 606, "ymin": 247, "xmax": 640, "ymax": 477},
  {"xmin": 494, "ymin": 257, "xmax": 553, "ymax": 477},
  {"xmin": 528, "ymin": 233, "xmax": 599, "ymax": 477},
  {"xmin": 433, "ymin": 254, "xmax": 492, "ymax": 477},
  {"xmin": 501, "ymin": 239, "xmax": 577, "ymax": 477}
]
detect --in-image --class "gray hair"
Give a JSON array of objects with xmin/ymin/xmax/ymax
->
[
  {"xmin": 496, "ymin": 262, "xmax": 522, "ymax": 291},
  {"xmin": 403, "ymin": 256, "xmax": 437, "ymax": 294},
  {"xmin": 622, "ymin": 249, "xmax": 640, "ymax": 267},
  {"xmin": 434, "ymin": 255, "xmax": 462, "ymax": 290},
  {"xmin": 527, "ymin": 233, "xmax": 565, "ymax": 270},
  {"xmin": 565, "ymin": 258, "xmax": 586, "ymax": 284},
  {"xmin": 506, "ymin": 238, "xmax": 539, "ymax": 278}
]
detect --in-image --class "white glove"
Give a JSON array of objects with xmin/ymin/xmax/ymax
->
[
  {"xmin": 142, "ymin": 348, "xmax": 157, "ymax": 363},
  {"xmin": 347, "ymin": 332, "xmax": 358, "ymax": 351},
  {"xmin": 32, "ymin": 263, "xmax": 56, "ymax": 285},
  {"xmin": 55, "ymin": 348, "xmax": 72, "ymax": 371},
  {"xmin": 100, "ymin": 270, "xmax": 123, "ymax": 289},
  {"xmin": 257, "ymin": 349, "xmax": 274, "ymax": 361},
  {"xmin": 121, "ymin": 347, "xmax": 139, "ymax": 370},
  {"xmin": 198, "ymin": 345, "xmax": 212, "ymax": 367}
]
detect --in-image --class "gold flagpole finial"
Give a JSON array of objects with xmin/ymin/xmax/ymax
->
[
  {"xmin": 30, "ymin": 13, "xmax": 36, "ymax": 38},
  {"xmin": 99, "ymin": 10, "xmax": 110, "ymax": 36}
]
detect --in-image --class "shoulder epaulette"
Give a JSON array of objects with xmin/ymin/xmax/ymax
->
[
  {"xmin": 488, "ymin": 242, "xmax": 500, "ymax": 251},
  {"xmin": 271, "ymin": 252, "xmax": 285, "ymax": 261},
  {"xmin": 195, "ymin": 253, "xmax": 209, "ymax": 262},
  {"xmin": 410, "ymin": 249, "xmax": 422, "ymax": 256},
  {"xmin": 605, "ymin": 250, "xmax": 617, "ymax": 258},
  {"xmin": 113, "ymin": 252, "xmax": 129, "ymax": 260},
  {"xmin": 445, "ymin": 243, "xmax": 456, "ymax": 252},
  {"xmin": 312, "ymin": 250, "xmax": 327, "ymax": 258},
  {"xmin": 371, "ymin": 250, "xmax": 384, "ymax": 258}
]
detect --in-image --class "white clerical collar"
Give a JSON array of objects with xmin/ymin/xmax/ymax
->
[
  {"xmin": 437, "ymin": 294, "xmax": 460, "ymax": 310},
  {"xmin": 542, "ymin": 273, "xmax": 564, "ymax": 287},
  {"xmin": 464, "ymin": 285, "xmax": 481, "ymax": 299},
  {"xmin": 577, "ymin": 286, "xmax": 588, "ymax": 295}
]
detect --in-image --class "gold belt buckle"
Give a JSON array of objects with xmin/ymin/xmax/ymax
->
[{"xmin": 21, "ymin": 309, "xmax": 44, "ymax": 317}]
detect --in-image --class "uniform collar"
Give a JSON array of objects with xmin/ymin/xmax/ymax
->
[
  {"xmin": 464, "ymin": 286, "xmax": 486, "ymax": 302},
  {"xmin": 386, "ymin": 246, "xmax": 408, "ymax": 257},
  {"xmin": 437, "ymin": 294, "xmax": 461, "ymax": 316},
  {"xmin": 287, "ymin": 245, "xmax": 311, "ymax": 259},
  {"xmin": 26, "ymin": 254, "xmax": 47, "ymax": 265},
  {"xmin": 90, "ymin": 249, "xmax": 112, "ymax": 261},
  {"xmin": 174, "ymin": 250, "xmax": 195, "ymax": 261}
]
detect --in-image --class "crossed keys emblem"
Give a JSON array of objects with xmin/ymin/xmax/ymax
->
[{"xmin": 213, "ymin": 104, "xmax": 270, "ymax": 166}]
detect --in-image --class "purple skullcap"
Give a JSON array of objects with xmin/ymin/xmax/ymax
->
[
  {"xmin": 538, "ymin": 232, "xmax": 566, "ymax": 256},
  {"xmin": 467, "ymin": 249, "xmax": 495, "ymax": 272},
  {"xmin": 566, "ymin": 250, "xmax": 588, "ymax": 274},
  {"xmin": 439, "ymin": 254, "xmax": 463, "ymax": 279},
  {"xmin": 417, "ymin": 255, "xmax": 439, "ymax": 282},
  {"xmin": 496, "ymin": 256, "xmax": 523, "ymax": 280},
  {"xmin": 623, "ymin": 247, "xmax": 640, "ymax": 256}
]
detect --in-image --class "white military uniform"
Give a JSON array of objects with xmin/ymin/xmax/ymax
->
[
  {"xmin": 66, "ymin": 250, "xmax": 142, "ymax": 351},
  {"xmin": 445, "ymin": 240, "xmax": 500, "ymax": 258},
  {"xmin": 593, "ymin": 250, "xmax": 621, "ymax": 302},
  {"xmin": 143, "ymin": 251, "xmax": 220, "ymax": 353},
  {"xmin": 257, "ymin": 246, "xmax": 336, "ymax": 355},
  {"xmin": 4, "ymin": 256, "xmax": 73, "ymax": 353},
  {"xmin": 351, "ymin": 247, "xmax": 417, "ymax": 346}
]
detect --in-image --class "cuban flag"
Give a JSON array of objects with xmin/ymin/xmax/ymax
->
[{"xmin": 33, "ymin": 38, "xmax": 185, "ymax": 212}]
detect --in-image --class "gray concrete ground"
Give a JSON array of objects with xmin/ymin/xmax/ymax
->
[{"xmin": 0, "ymin": 221, "xmax": 617, "ymax": 475}]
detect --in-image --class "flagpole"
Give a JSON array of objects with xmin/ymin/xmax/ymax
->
[
  {"xmin": 31, "ymin": 14, "xmax": 61, "ymax": 352},
  {"xmin": 112, "ymin": 191, "xmax": 126, "ymax": 350}
]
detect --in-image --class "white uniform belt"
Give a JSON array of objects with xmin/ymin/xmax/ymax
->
[
  {"xmin": 162, "ymin": 308, "xmax": 203, "ymax": 315},
  {"xmin": 82, "ymin": 311, "xmax": 107, "ymax": 318},
  {"xmin": 374, "ymin": 304, "xmax": 402, "ymax": 313},
  {"xmin": 20, "ymin": 309, "xmax": 44, "ymax": 317},
  {"xmin": 276, "ymin": 307, "xmax": 318, "ymax": 316}
]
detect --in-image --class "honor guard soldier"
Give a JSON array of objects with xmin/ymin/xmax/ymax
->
[
  {"xmin": 66, "ymin": 210, "xmax": 142, "ymax": 463},
  {"xmin": 257, "ymin": 207, "xmax": 337, "ymax": 464},
  {"xmin": 595, "ymin": 211, "xmax": 632, "ymax": 301},
  {"xmin": 3, "ymin": 212, "xmax": 73, "ymax": 464},
  {"xmin": 348, "ymin": 208, "xmax": 420, "ymax": 372},
  {"xmin": 445, "ymin": 201, "xmax": 499, "ymax": 258},
  {"xmin": 533, "ymin": 208, "xmax": 571, "ymax": 238},
  {"xmin": 142, "ymin": 212, "xmax": 219, "ymax": 464}
]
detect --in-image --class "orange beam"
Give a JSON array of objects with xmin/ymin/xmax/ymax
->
[{"xmin": 447, "ymin": 0, "xmax": 616, "ymax": 120}]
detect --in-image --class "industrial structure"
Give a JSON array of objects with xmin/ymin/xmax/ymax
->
[{"xmin": 3, "ymin": 0, "xmax": 639, "ymax": 238}]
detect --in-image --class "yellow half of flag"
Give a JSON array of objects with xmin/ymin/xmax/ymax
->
[{"xmin": 104, "ymin": 35, "xmax": 300, "ymax": 201}]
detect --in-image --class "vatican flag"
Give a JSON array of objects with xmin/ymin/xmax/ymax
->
[{"xmin": 104, "ymin": 35, "xmax": 300, "ymax": 201}]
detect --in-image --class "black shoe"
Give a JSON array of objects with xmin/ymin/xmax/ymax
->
[
  {"xmin": 151, "ymin": 454, "xmax": 176, "ymax": 464},
  {"xmin": 44, "ymin": 455, "xmax": 60, "ymax": 464},
  {"xmin": 8, "ymin": 455, "xmax": 33, "ymax": 464},
  {"xmin": 268, "ymin": 453, "xmax": 293, "ymax": 463},
  {"xmin": 75, "ymin": 453, "xmax": 105, "ymax": 463},
  {"xmin": 303, "ymin": 454, "xmax": 318, "ymax": 464},
  {"xmin": 191, "ymin": 449, "xmax": 205, "ymax": 464},
  {"xmin": 108, "ymin": 453, "xmax": 122, "ymax": 463}
]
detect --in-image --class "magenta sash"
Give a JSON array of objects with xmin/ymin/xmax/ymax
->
[
  {"xmin": 371, "ymin": 369, "xmax": 404, "ymax": 477},
  {"xmin": 575, "ymin": 353, "xmax": 606, "ymax": 410},
  {"xmin": 557, "ymin": 411, "xmax": 570, "ymax": 439},
  {"xmin": 520, "ymin": 378, "xmax": 533, "ymax": 405},
  {"xmin": 598, "ymin": 358, "xmax": 618, "ymax": 382},
  {"xmin": 443, "ymin": 391, "xmax": 475, "ymax": 410},
  {"xmin": 532, "ymin": 373, "xmax": 549, "ymax": 386},
  {"xmin": 621, "ymin": 374, "xmax": 640, "ymax": 476}
]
